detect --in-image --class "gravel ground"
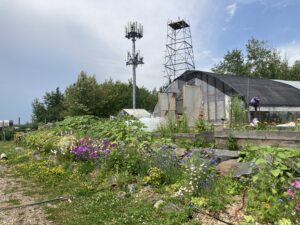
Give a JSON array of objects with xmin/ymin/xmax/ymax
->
[
  {"xmin": 194, "ymin": 195, "xmax": 244, "ymax": 225},
  {"xmin": 0, "ymin": 164, "xmax": 53, "ymax": 225}
]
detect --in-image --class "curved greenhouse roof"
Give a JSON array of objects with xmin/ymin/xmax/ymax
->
[{"xmin": 175, "ymin": 70, "xmax": 300, "ymax": 107}]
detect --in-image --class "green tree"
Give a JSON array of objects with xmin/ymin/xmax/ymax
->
[
  {"xmin": 136, "ymin": 86, "xmax": 158, "ymax": 112},
  {"xmin": 212, "ymin": 38, "xmax": 290, "ymax": 79},
  {"xmin": 245, "ymin": 38, "xmax": 283, "ymax": 79},
  {"xmin": 212, "ymin": 49, "xmax": 248, "ymax": 75},
  {"xmin": 32, "ymin": 88, "xmax": 64, "ymax": 123},
  {"xmin": 289, "ymin": 60, "xmax": 300, "ymax": 80},
  {"xmin": 97, "ymin": 79, "xmax": 158, "ymax": 117},
  {"xmin": 64, "ymin": 71, "xmax": 101, "ymax": 116},
  {"xmin": 32, "ymin": 71, "xmax": 158, "ymax": 120},
  {"xmin": 44, "ymin": 87, "xmax": 64, "ymax": 122},
  {"xmin": 32, "ymin": 98, "xmax": 47, "ymax": 123},
  {"xmin": 98, "ymin": 79, "xmax": 132, "ymax": 117}
]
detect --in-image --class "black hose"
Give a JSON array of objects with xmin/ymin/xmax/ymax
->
[
  {"xmin": 0, "ymin": 196, "xmax": 72, "ymax": 211},
  {"xmin": 196, "ymin": 209, "xmax": 235, "ymax": 225}
]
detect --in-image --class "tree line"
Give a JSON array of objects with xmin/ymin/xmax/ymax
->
[
  {"xmin": 32, "ymin": 71, "xmax": 158, "ymax": 123},
  {"xmin": 212, "ymin": 38, "xmax": 300, "ymax": 80}
]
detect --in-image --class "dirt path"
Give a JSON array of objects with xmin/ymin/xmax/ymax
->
[{"xmin": 0, "ymin": 164, "xmax": 53, "ymax": 225}]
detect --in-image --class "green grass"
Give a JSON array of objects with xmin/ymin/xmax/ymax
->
[
  {"xmin": 46, "ymin": 192, "xmax": 197, "ymax": 225},
  {"xmin": 0, "ymin": 141, "xmax": 14, "ymax": 153}
]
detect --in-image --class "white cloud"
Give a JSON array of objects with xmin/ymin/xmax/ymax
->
[
  {"xmin": 226, "ymin": 3, "xmax": 237, "ymax": 20},
  {"xmin": 278, "ymin": 40, "xmax": 300, "ymax": 65},
  {"xmin": 0, "ymin": 0, "xmax": 218, "ymax": 89},
  {"xmin": 194, "ymin": 50, "xmax": 222, "ymax": 72},
  {"xmin": 0, "ymin": 0, "xmax": 226, "ymax": 121}
]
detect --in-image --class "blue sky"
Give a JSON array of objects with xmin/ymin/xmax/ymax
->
[{"xmin": 0, "ymin": 0, "xmax": 299, "ymax": 123}]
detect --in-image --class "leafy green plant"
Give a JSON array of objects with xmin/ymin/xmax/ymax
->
[
  {"xmin": 227, "ymin": 133, "xmax": 239, "ymax": 150},
  {"xmin": 23, "ymin": 130, "xmax": 60, "ymax": 153},
  {"xmin": 276, "ymin": 218, "xmax": 293, "ymax": 225},
  {"xmin": 194, "ymin": 117, "xmax": 213, "ymax": 133},
  {"xmin": 157, "ymin": 114, "xmax": 189, "ymax": 134},
  {"xmin": 14, "ymin": 132, "xmax": 26, "ymax": 146},
  {"xmin": 144, "ymin": 167, "xmax": 165, "ymax": 186},
  {"xmin": 230, "ymin": 96, "xmax": 247, "ymax": 128},
  {"xmin": 149, "ymin": 144, "xmax": 182, "ymax": 184},
  {"xmin": 53, "ymin": 115, "xmax": 99, "ymax": 136},
  {"xmin": 245, "ymin": 147, "xmax": 300, "ymax": 223}
]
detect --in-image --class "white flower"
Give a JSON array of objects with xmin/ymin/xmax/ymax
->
[{"xmin": 51, "ymin": 149, "xmax": 57, "ymax": 155}]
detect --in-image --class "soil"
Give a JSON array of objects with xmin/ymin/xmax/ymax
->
[{"xmin": 0, "ymin": 164, "xmax": 53, "ymax": 225}]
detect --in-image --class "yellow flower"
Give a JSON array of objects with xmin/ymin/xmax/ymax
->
[{"xmin": 265, "ymin": 203, "xmax": 270, "ymax": 209}]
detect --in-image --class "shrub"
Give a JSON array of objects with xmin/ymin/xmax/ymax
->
[
  {"xmin": 14, "ymin": 132, "xmax": 26, "ymax": 146},
  {"xmin": 194, "ymin": 117, "xmax": 213, "ymax": 132},
  {"xmin": 23, "ymin": 130, "xmax": 60, "ymax": 153},
  {"xmin": 144, "ymin": 167, "xmax": 165, "ymax": 186},
  {"xmin": 0, "ymin": 128, "xmax": 14, "ymax": 141}
]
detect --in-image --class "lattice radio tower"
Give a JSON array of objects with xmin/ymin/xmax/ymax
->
[
  {"xmin": 125, "ymin": 21, "xmax": 144, "ymax": 109},
  {"xmin": 164, "ymin": 19, "xmax": 195, "ymax": 84}
]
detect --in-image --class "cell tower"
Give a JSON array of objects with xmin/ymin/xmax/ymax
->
[
  {"xmin": 164, "ymin": 19, "xmax": 195, "ymax": 83},
  {"xmin": 125, "ymin": 21, "xmax": 144, "ymax": 109}
]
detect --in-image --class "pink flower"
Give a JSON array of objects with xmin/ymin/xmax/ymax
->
[
  {"xmin": 287, "ymin": 189, "xmax": 296, "ymax": 197},
  {"xmin": 296, "ymin": 204, "xmax": 300, "ymax": 211},
  {"xmin": 293, "ymin": 181, "xmax": 300, "ymax": 189}
]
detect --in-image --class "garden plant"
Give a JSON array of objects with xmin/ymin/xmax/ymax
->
[{"xmin": 0, "ymin": 115, "xmax": 299, "ymax": 224}]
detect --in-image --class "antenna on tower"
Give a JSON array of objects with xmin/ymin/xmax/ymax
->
[
  {"xmin": 125, "ymin": 21, "xmax": 144, "ymax": 109},
  {"xmin": 164, "ymin": 19, "xmax": 195, "ymax": 84}
]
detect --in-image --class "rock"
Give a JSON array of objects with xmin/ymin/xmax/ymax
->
[
  {"xmin": 0, "ymin": 153, "xmax": 7, "ymax": 160},
  {"xmin": 211, "ymin": 149, "xmax": 240, "ymax": 161},
  {"xmin": 127, "ymin": 184, "xmax": 136, "ymax": 194},
  {"xmin": 15, "ymin": 147, "xmax": 24, "ymax": 151},
  {"xmin": 116, "ymin": 191, "xmax": 126, "ymax": 199},
  {"xmin": 110, "ymin": 176, "xmax": 117, "ymax": 187},
  {"xmin": 134, "ymin": 187, "xmax": 160, "ymax": 203},
  {"xmin": 174, "ymin": 148, "xmax": 187, "ymax": 158},
  {"xmin": 32, "ymin": 150, "xmax": 41, "ymax": 160},
  {"xmin": 216, "ymin": 159, "xmax": 239, "ymax": 175},
  {"xmin": 48, "ymin": 155, "xmax": 58, "ymax": 163},
  {"xmin": 162, "ymin": 203, "xmax": 181, "ymax": 212},
  {"xmin": 233, "ymin": 162, "xmax": 257, "ymax": 178},
  {"xmin": 154, "ymin": 200, "xmax": 165, "ymax": 209}
]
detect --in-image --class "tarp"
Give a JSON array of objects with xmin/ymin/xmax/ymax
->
[{"xmin": 176, "ymin": 70, "xmax": 300, "ymax": 107}]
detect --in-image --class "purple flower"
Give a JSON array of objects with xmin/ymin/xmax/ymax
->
[
  {"xmin": 293, "ymin": 181, "xmax": 300, "ymax": 189},
  {"xmin": 71, "ymin": 137, "xmax": 117, "ymax": 160},
  {"xmin": 296, "ymin": 203, "xmax": 300, "ymax": 211},
  {"xmin": 287, "ymin": 189, "xmax": 296, "ymax": 197}
]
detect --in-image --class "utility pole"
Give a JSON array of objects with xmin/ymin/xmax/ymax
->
[
  {"xmin": 125, "ymin": 21, "xmax": 144, "ymax": 109},
  {"xmin": 1, "ymin": 120, "xmax": 5, "ymax": 141}
]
